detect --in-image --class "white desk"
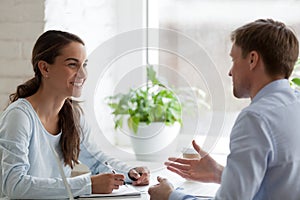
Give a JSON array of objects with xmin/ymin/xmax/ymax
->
[{"xmin": 77, "ymin": 160, "xmax": 221, "ymax": 200}]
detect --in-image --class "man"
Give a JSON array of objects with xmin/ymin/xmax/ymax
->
[{"xmin": 148, "ymin": 19, "xmax": 300, "ymax": 200}]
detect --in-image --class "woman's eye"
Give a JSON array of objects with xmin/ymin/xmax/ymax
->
[{"xmin": 83, "ymin": 63, "xmax": 88, "ymax": 68}]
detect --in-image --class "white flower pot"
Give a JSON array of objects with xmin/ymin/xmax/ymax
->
[{"xmin": 129, "ymin": 122, "xmax": 181, "ymax": 161}]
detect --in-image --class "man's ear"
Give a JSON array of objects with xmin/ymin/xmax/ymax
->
[
  {"xmin": 249, "ymin": 51, "xmax": 259, "ymax": 71},
  {"xmin": 37, "ymin": 61, "xmax": 49, "ymax": 78}
]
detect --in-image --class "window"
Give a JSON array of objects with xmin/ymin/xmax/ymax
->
[{"xmin": 44, "ymin": 0, "xmax": 300, "ymax": 161}]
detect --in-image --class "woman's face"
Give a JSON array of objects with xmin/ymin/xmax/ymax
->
[{"xmin": 46, "ymin": 41, "xmax": 87, "ymax": 98}]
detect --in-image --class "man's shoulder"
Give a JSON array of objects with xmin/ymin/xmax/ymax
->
[
  {"xmin": 236, "ymin": 89, "xmax": 300, "ymax": 128},
  {"xmin": 247, "ymin": 89, "xmax": 300, "ymax": 113}
]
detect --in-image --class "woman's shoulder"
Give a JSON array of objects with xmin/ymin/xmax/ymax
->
[
  {"xmin": 5, "ymin": 98, "xmax": 32, "ymax": 111},
  {"xmin": 1, "ymin": 98, "xmax": 35, "ymax": 121},
  {"xmin": 0, "ymin": 99, "xmax": 35, "ymax": 138}
]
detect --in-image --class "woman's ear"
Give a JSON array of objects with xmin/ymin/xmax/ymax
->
[{"xmin": 37, "ymin": 61, "xmax": 49, "ymax": 78}]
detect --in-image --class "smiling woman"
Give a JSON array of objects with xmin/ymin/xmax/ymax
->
[
  {"xmin": 0, "ymin": 30, "xmax": 150, "ymax": 199},
  {"xmin": 39, "ymin": 41, "xmax": 88, "ymax": 98}
]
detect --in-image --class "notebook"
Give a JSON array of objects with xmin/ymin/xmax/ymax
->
[{"xmin": 79, "ymin": 184, "xmax": 141, "ymax": 198}]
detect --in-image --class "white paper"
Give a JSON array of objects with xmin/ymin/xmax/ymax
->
[{"xmin": 79, "ymin": 185, "xmax": 141, "ymax": 198}]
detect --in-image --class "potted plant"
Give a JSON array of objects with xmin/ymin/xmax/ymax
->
[{"xmin": 106, "ymin": 66, "xmax": 182, "ymax": 160}]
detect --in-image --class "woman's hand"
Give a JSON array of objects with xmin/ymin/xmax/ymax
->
[
  {"xmin": 148, "ymin": 176, "xmax": 173, "ymax": 200},
  {"xmin": 128, "ymin": 166, "xmax": 150, "ymax": 186},
  {"xmin": 165, "ymin": 140, "xmax": 224, "ymax": 183},
  {"xmin": 91, "ymin": 173, "xmax": 125, "ymax": 194}
]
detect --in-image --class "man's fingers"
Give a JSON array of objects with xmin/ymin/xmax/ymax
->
[
  {"xmin": 192, "ymin": 140, "xmax": 208, "ymax": 158},
  {"xmin": 156, "ymin": 176, "xmax": 174, "ymax": 189},
  {"xmin": 157, "ymin": 176, "xmax": 166, "ymax": 182},
  {"xmin": 168, "ymin": 157, "xmax": 191, "ymax": 164},
  {"xmin": 165, "ymin": 161, "xmax": 190, "ymax": 171},
  {"xmin": 166, "ymin": 166, "xmax": 191, "ymax": 179}
]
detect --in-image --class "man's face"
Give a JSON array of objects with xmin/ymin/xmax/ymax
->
[{"xmin": 228, "ymin": 44, "xmax": 251, "ymax": 98}]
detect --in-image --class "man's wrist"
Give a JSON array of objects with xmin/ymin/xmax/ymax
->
[{"xmin": 214, "ymin": 164, "xmax": 224, "ymax": 183}]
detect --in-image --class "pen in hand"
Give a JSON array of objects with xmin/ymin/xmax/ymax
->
[{"xmin": 104, "ymin": 161, "xmax": 127, "ymax": 186}]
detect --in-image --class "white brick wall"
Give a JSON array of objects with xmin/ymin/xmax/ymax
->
[
  {"xmin": 0, "ymin": 0, "xmax": 143, "ymax": 114},
  {"xmin": 0, "ymin": 0, "xmax": 45, "ymax": 111}
]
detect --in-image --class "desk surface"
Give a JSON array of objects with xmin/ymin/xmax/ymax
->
[{"xmin": 77, "ymin": 164, "xmax": 221, "ymax": 200}]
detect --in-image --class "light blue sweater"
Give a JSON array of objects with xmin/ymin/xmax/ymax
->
[{"xmin": 0, "ymin": 98, "xmax": 132, "ymax": 199}]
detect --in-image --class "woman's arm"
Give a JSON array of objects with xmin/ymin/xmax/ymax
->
[
  {"xmin": 78, "ymin": 115, "xmax": 149, "ymax": 185},
  {"xmin": 0, "ymin": 107, "xmax": 91, "ymax": 199}
]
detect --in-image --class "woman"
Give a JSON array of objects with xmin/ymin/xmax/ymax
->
[{"xmin": 0, "ymin": 30, "xmax": 149, "ymax": 199}]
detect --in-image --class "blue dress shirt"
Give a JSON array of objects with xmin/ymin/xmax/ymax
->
[{"xmin": 170, "ymin": 79, "xmax": 300, "ymax": 200}]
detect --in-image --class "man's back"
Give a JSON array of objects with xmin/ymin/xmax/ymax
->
[{"xmin": 215, "ymin": 79, "xmax": 300, "ymax": 200}]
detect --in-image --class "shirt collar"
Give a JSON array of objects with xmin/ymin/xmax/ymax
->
[{"xmin": 251, "ymin": 79, "xmax": 291, "ymax": 103}]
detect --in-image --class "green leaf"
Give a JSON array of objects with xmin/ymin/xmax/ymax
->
[
  {"xmin": 114, "ymin": 117, "xmax": 123, "ymax": 129},
  {"xmin": 106, "ymin": 64, "xmax": 183, "ymax": 134},
  {"xmin": 147, "ymin": 65, "xmax": 160, "ymax": 85},
  {"xmin": 291, "ymin": 77, "xmax": 300, "ymax": 87},
  {"xmin": 128, "ymin": 116, "xmax": 140, "ymax": 134},
  {"xmin": 150, "ymin": 105, "xmax": 164, "ymax": 121}
]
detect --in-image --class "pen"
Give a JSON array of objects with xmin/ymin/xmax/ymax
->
[
  {"xmin": 104, "ymin": 161, "xmax": 127, "ymax": 186},
  {"xmin": 104, "ymin": 161, "xmax": 116, "ymax": 174}
]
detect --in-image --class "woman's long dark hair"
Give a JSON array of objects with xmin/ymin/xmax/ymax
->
[{"xmin": 9, "ymin": 30, "xmax": 85, "ymax": 168}]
